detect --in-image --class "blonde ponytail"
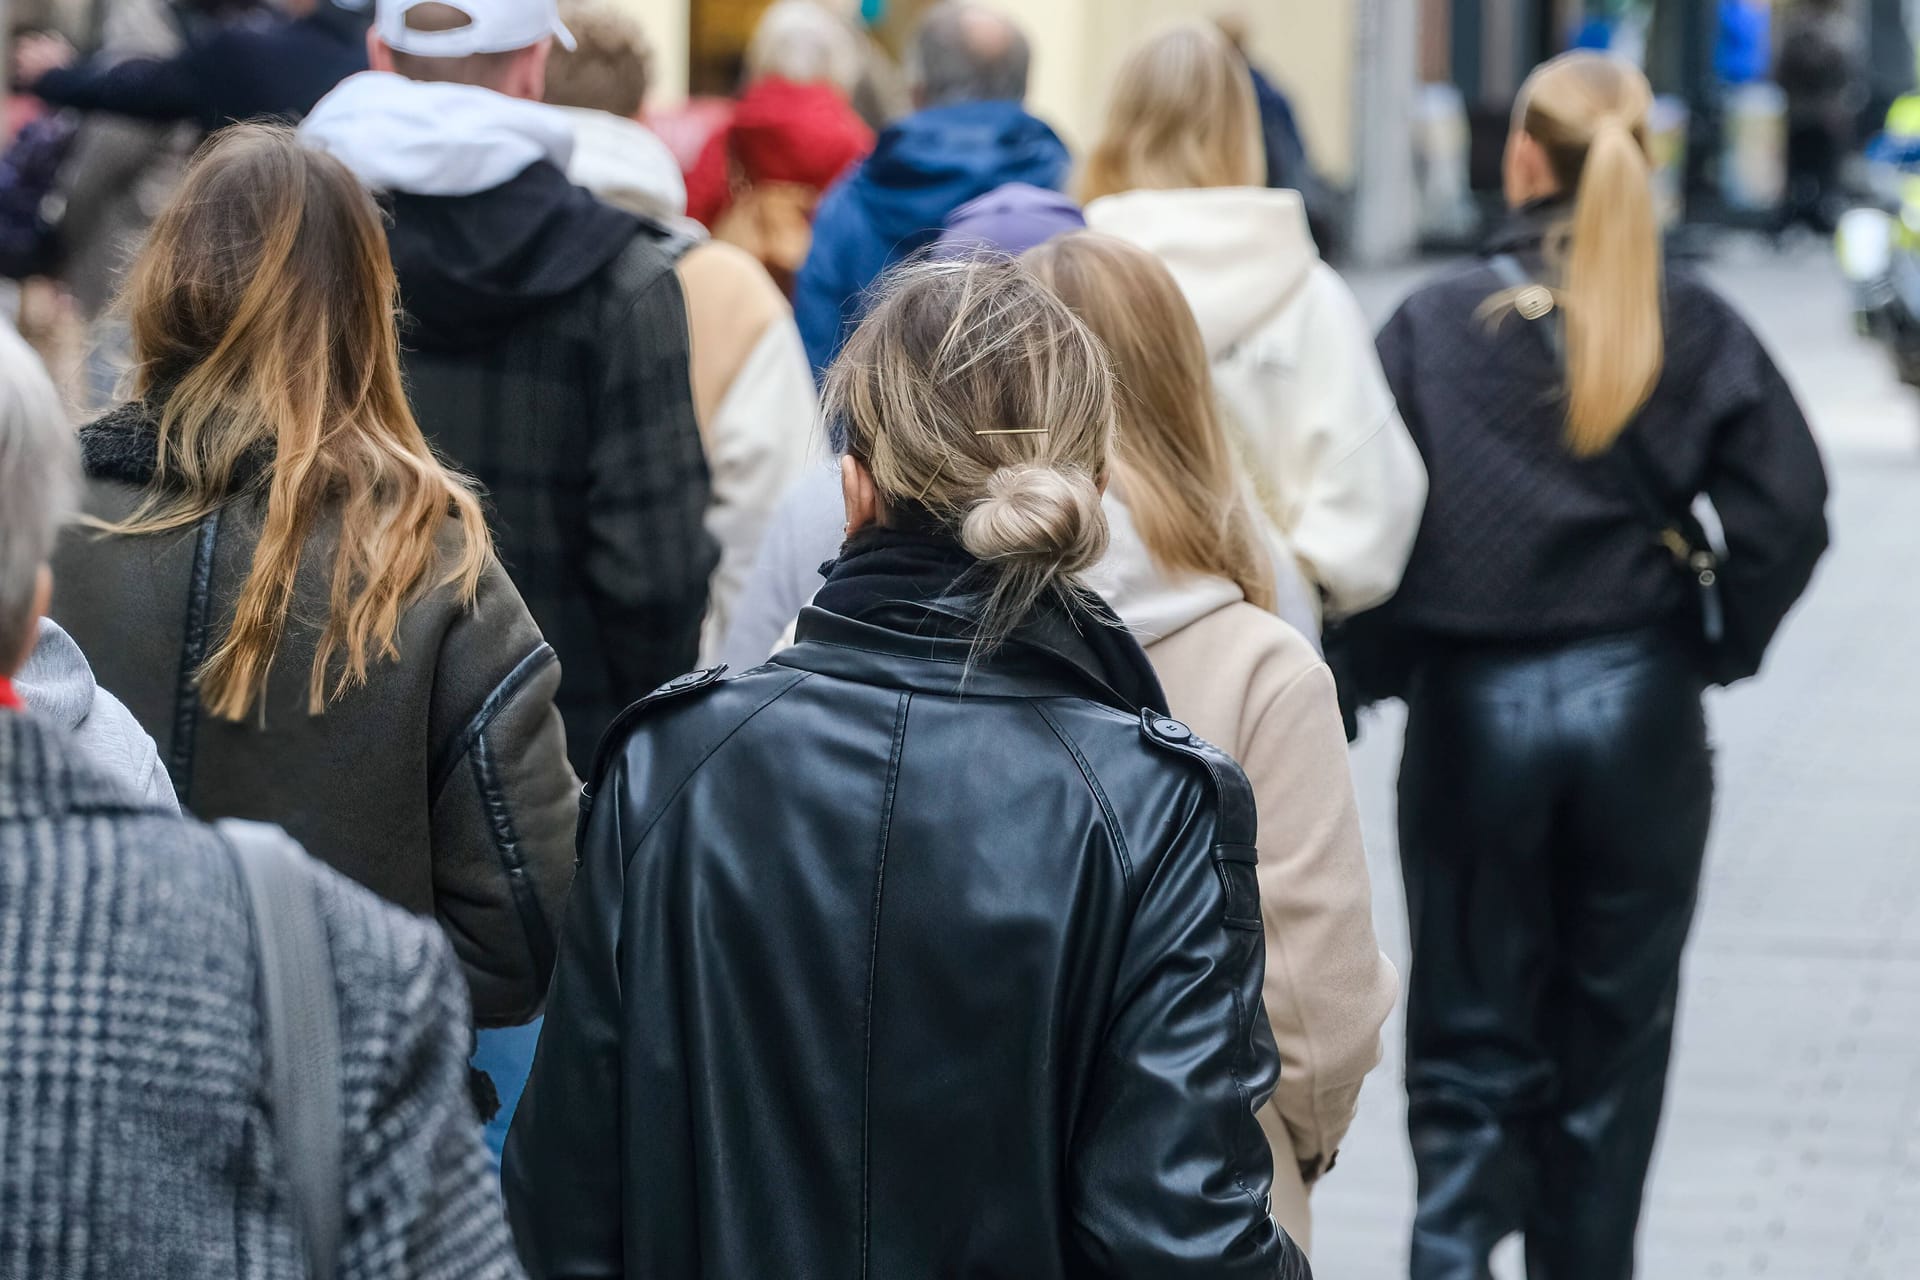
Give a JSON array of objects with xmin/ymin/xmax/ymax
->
[
  {"xmin": 1509, "ymin": 51, "xmax": 1664, "ymax": 456},
  {"xmin": 1563, "ymin": 115, "xmax": 1663, "ymax": 454}
]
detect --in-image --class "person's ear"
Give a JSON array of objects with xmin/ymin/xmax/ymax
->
[
  {"xmin": 367, "ymin": 30, "xmax": 396, "ymax": 74},
  {"xmin": 841, "ymin": 454, "xmax": 881, "ymax": 536},
  {"xmin": 7, "ymin": 565, "xmax": 50, "ymax": 677},
  {"xmin": 1503, "ymin": 129, "xmax": 1557, "ymax": 208},
  {"xmin": 509, "ymin": 37, "xmax": 553, "ymax": 102}
]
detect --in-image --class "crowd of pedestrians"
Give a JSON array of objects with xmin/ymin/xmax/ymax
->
[{"xmin": 0, "ymin": 3, "xmax": 1830, "ymax": 1279}]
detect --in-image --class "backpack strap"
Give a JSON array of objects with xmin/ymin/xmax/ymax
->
[{"xmin": 220, "ymin": 820, "xmax": 342, "ymax": 1280}]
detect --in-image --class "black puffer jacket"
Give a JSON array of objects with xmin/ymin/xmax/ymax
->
[
  {"xmin": 50, "ymin": 403, "xmax": 577, "ymax": 1027},
  {"xmin": 504, "ymin": 536, "xmax": 1306, "ymax": 1279}
]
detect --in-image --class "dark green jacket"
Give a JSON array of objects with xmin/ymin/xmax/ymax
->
[{"xmin": 50, "ymin": 404, "xmax": 577, "ymax": 1026}]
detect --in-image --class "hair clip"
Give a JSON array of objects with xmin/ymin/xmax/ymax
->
[{"xmin": 974, "ymin": 428, "xmax": 1050, "ymax": 436}]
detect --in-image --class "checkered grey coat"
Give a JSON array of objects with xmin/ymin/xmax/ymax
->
[{"xmin": 0, "ymin": 709, "xmax": 525, "ymax": 1279}]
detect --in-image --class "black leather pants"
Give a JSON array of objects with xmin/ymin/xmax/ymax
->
[{"xmin": 1397, "ymin": 628, "xmax": 1713, "ymax": 1280}]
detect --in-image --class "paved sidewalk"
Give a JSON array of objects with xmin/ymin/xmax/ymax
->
[{"xmin": 1312, "ymin": 243, "xmax": 1920, "ymax": 1279}]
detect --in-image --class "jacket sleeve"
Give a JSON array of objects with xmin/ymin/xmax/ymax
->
[
  {"xmin": 1702, "ymin": 330, "xmax": 1831, "ymax": 678},
  {"xmin": 501, "ymin": 747, "xmax": 633, "ymax": 1280},
  {"xmin": 1068, "ymin": 759, "xmax": 1309, "ymax": 1278},
  {"xmin": 429, "ymin": 568, "xmax": 580, "ymax": 1027},
  {"xmin": 30, "ymin": 51, "xmax": 202, "ymax": 123},
  {"xmin": 793, "ymin": 185, "xmax": 857, "ymax": 380},
  {"xmin": 1287, "ymin": 267, "xmax": 1428, "ymax": 620},
  {"xmin": 333, "ymin": 885, "xmax": 527, "ymax": 1278},
  {"xmin": 586, "ymin": 267, "xmax": 719, "ymax": 705},
  {"xmin": 1239, "ymin": 657, "xmax": 1396, "ymax": 1182}
]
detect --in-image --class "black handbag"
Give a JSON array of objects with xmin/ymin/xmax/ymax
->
[{"xmin": 1488, "ymin": 254, "xmax": 1736, "ymax": 682}]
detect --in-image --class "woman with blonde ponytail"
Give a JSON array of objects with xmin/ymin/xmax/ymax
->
[
  {"xmin": 1371, "ymin": 52, "xmax": 1829, "ymax": 1278},
  {"xmin": 507, "ymin": 257, "xmax": 1310, "ymax": 1280},
  {"xmin": 47, "ymin": 126, "xmax": 578, "ymax": 1030}
]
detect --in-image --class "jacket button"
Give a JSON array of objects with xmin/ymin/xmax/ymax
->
[{"xmin": 1153, "ymin": 717, "xmax": 1192, "ymax": 742}]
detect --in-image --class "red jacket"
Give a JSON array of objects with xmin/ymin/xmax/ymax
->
[{"xmin": 685, "ymin": 77, "xmax": 874, "ymax": 228}]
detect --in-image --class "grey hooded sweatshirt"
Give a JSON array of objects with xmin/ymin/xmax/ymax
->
[{"xmin": 17, "ymin": 619, "xmax": 176, "ymax": 813}]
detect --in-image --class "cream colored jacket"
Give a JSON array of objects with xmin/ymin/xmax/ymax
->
[
  {"xmin": 1089, "ymin": 497, "xmax": 1399, "ymax": 1254},
  {"xmin": 1085, "ymin": 186, "xmax": 1428, "ymax": 620}
]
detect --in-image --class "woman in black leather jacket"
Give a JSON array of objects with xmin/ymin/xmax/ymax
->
[
  {"xmin": 504, "ymin": 258, "xmax": 1307, "ymax": 1279},
  {"xmin": 1371, "ymin": 53, "xmax": 1828, "ymax": 1280}
]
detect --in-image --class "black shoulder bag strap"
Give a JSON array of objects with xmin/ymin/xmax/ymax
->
[
  {"xmin": 1488, "ymin": 253, "xmax": 1725, "ymax": 646},
  {"xmin": 221, "ymin": 820, "xmax": 343, "ymax": 1280}
]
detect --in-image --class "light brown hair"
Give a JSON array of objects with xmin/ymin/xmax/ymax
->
[
  {"xmin": 1079, "ymin": 20, "xmax": 1265, "ymax": 205},
  {"xmin": 824, "ymin": 257, "xmax": 1115, "ymax": 645},
  {"xmin": 107, "ymin": 124, "xmax": 493, "ymax": 720},
  {"xmin": 1024, "ymin": 232, "xmax": 1275, "ymax": 612},
  {"xmin": 545, "ymin": 0, "xmax": 652, "ymax": 117},
  {"xmin": 1512, "ymin": 51, "xmax": 1663, "ymax": 455}
]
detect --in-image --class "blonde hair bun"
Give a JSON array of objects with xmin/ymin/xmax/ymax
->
[{"xmin": 960, "ymin": 463, "xmax": 1109, "ymax": 578}]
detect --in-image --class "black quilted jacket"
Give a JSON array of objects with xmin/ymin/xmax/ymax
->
[{"xmin": 1374, "ymin": 205, "xmax": 1829, "ymax": 664}]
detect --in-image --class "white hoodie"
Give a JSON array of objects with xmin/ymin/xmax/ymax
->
[
  {"xmin": 554, "ymin": 105, "xmax": 689, "ymax": 226},
  {"xmin": 1088, "ymin": 494, "xmax": 1321, "ymax": 652},
  {"xmin": 1085, "ymin": 186, "xmax": 1428, "ymax": 619},
  {"xmin": 300, "ymin": 71, "xmax": 575, "ymax": 196}
]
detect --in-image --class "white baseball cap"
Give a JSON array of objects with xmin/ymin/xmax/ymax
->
[{"xmin": 376, "ymin": 0, "xmax": 576, "ymax": 57}]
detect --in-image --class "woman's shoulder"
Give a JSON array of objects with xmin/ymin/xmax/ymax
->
[
  {"xmin": 1386, "ymin": 257, "xmax": 1510, "ymax": 328},
  {"xmin": 1148, "ymin": 602, "xmax": 1324, "ymax": 744}
]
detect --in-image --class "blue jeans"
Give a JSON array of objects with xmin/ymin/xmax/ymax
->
[{"xmin": 470, "ymin": 1018, "xmax": 543, "ymax": 1167}]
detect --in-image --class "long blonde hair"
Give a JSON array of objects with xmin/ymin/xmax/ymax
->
[
  {"xmin": 107, "ymin": 124, "xmax": 493, "ymax": 721},
  {"xmin": 1023, "ymin": 232, "xmax": 1275, "ymax": 613},
  {"xmin": 1514, "ymin": 51, "xmax": 1663, "ymax": 455},
  {"xmin": 1079, "ymin": 20, "xmax": 1265, "ymax": 204},
  {"xmin": 823, "ymin": 257, "xmax": 1115, "ymax": 646}
]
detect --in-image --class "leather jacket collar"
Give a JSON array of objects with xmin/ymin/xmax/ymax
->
[{"xmin": 776, "ymin": 602, "xmax": 1169, "ymax": 715}]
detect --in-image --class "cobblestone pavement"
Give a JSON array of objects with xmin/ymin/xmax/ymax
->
[{"xmin": 1312, "ymin": 242, "xmax": 1920, "ymax": 1280}]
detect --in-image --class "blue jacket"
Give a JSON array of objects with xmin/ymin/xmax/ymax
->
[{"xmin": 795, "ymin": 99, "xmax": 1070, "ymax": 377}]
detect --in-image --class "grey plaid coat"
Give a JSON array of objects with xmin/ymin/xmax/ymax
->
[{"xmin": 0, "ymin": 708, "xmax": 524, "ymax": 1280}]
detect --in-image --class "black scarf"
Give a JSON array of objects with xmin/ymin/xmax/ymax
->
[
  {"xmin": 78, "ymin": 399, "xmax": 274, "ymax": 495},
  {"xmin": 813, "ymin": 527, "xmax": 1169, "ymax": 715}
]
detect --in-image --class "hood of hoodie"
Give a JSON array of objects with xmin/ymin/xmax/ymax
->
[
  {"xmin": 16, "ymin": 619, "xmax": 94, "ymax": 734},
  {"xmin": 1084, "ymin": 186, "xmax": 1320, "ymax": 359},
  {"xmin": 558, "ymin": 105, "xmax": 689, "ymax": 221},
  {"xmin": 1086, "ymin": 495, "xmax": 1245, "ymax": 646},
  {"xmin": 301, "ymin": 73, "xmax": 650, "ymax": 351},
  {"xmin": 300, "ymin": 71, "xmax": 577, "ymax": 197},
  {"xmin": 851, "ymin": 100, "xmax": 1070, "ymax": 246}
]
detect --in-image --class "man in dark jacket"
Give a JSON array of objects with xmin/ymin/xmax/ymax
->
[
  {"xmin": 301, "ymin": 0, "xmax": 717, "ymax": 769},
  {"xmin": 794, "ymin": 1, "xmax": 1070, "ymax": 375},
  {"xmin": 14, "ymin": 0, "xmax": 369, "ymax": 132},
  {"xmin": 0, "ymin": 327, "xmax": 524, "ymax": 1278}
]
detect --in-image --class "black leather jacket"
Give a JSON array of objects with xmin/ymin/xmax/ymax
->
[{"xmin": 504, "ymin": 596, "xmax": 1307, "ymax": 1278}]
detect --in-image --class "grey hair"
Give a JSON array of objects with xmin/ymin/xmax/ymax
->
[
  {"xmin": 746, "ymin": 1, "xmax": 864, "ymax": 96},
  {"xmin": 908, "ymin": 2, "xmax": 1031, "ymax": 108},
  {"xmin": 0, "ymin": 323, "xmax": 74, "ymax": 662}
]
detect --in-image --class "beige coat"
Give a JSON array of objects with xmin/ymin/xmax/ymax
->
[{"xmin": 1090, "ymin": 497, "xmax": 1399, "ymax": 1254}]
